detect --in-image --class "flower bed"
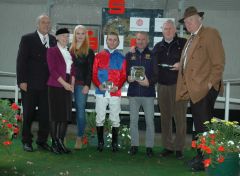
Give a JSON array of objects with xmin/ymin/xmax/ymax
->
[{"xmin": 0, "ymin": 99, "xmax": 21, "ymax": 148}]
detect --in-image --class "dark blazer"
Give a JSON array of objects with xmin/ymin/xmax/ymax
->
[
  {"xmin": 126, "ymin": 47, "xmax": 158, "ymax": 97},
  {"xmin": 47, "ymin": 46, "xmax": 75, "ymax": 87},
  {"xmin": 176, "ymin": 26, "xmax": 225, "ymax": 103},
  {"xmin": 16, "ymin": 31, "xmax": 56, "ymax": 89}
]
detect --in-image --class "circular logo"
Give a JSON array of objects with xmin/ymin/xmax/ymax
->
[{"xmin": 136, "ymin": 19, "xmax": 143, "ymax": 26}]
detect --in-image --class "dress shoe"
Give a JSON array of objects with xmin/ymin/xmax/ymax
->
[
  {"xmin": 159, "ymin": 148, "xmax": 174, "ymax": 157},
  {"xmin": 37, "ymin": 142, "xmax": 51, "ymax": 151},
  {"xmin": 97, "ymin": 142, "xmax": 104, "ymax": 152},
  {"xmin": 188, "ymin": 156, "xmax": 205, "ymax": 172},
  {"xmin": 176, "ymin": 151, "xmax": 184, "ymax": 160},
  {"xmin": 146, "ymin": 148, "xmax": 153, "ymax": 157},
  {"xmin": 128, "ymin": 146, "xmax": 138, "ymax": 155},
  {"xmin": 23, "ymin": 143, "xmax": 33, "ymax": 152},
  {"xmin": 112, "ymin": 144, "xmax": 119, "ymax": 152}
]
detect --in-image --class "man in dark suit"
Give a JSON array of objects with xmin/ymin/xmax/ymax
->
[
  {"xmin": 176, "ymin": 7, "xmax": 225, "ymax": 171},
  {"xmin": 16, "ymin": 14, "xmax": 56, "ymax": 152}
]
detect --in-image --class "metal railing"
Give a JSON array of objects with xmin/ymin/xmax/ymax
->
[{"xmin": 0, "ymin": 71, "xmax": 239, "ymax": 121}]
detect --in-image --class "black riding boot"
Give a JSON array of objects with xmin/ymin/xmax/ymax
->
[
  {"xmin": 58, "ymin": 122, "xmax": 71, "ymax": 154},
  {"xmin": 50, "ymin": 122, "xmax": 61, "ymax": 154},
  {"xmin": 58, "ymin": 138, "xmax": 71, "ymax": 154},
  {"xmin": 96, "ymin": 126, "xmax": 104, "ymax": 152},
  {"xmin": 51, "ymin": 139, "xmax": 61, "ymax": 154},
  {"xmin": 112, "ymin": 127, "xmax": 119, "ymax": 152}
]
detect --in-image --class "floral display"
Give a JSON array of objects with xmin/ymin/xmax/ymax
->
[
  {"xmin": 191, "ymin": 117, "xmax": 240, "ymax": 168},
  {"xmin": 0, "ymin": 99, "xmax": 21, "ymax": 148}
]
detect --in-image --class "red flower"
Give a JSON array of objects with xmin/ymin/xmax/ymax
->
[
  {"xmin": 205, "ymin": 146, "xmax": 212, "ymax": 154},
  {"xmin": 13, "ymin": 127, "xmax": 20, "ymax": 134},
  {"xmin": 7, "ymin": 123, "xmax": 13, "ymax": 128},
  {"xmin": 3, "ymin": 141, "xmax": 12, "ymax": 145},
  {"xmin": 82, "ymin": 136, "xmax": 88, "ymax": 145},
  {"xmin": 15, "ymin": 114, "xmax": 22, "ymax": 121},
  {"xmin": 217, "ymin": 155, "xmax": 225, "ymax": 163},
  {"xmin": 200, "ymin": 137, "xmax": 206, "ymax": 144},
  {"xmin": 210, "ymin": 140, "xmax": 215, "ymax": 145},
  {"xmin": 209, "ymin": 134, "xmax": 215, "ymax": 139},
  {"xmin": 11, "ymin": 103, "xmax": 19, "ymax": 111},
  {"xmin": 2, "ymin": 119, "xmax": 7, "ymax": 123},
  {"xmin": 203, "ymin": 158, "xmax": 211, "ymax": 168},
  {"xmin": 218, "ymin": 146, "xmax": 225, "ymax": 152},
  {"xmin": 191, "ymin": 140, "xmax": 197, "ymax": 148}
]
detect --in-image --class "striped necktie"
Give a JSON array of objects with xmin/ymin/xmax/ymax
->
[
  {"xmin": 182, "ymin": 34, "xmax": 195, "ymax": 70},
  {"xmin": 43, "ymin": 36, "xmax": 47, "ymax": 48}
]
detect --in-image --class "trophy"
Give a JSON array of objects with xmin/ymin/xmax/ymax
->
[
  {"xmin": 130, "ymin": 66, "xmax": 145, "ymax": 81},
  {"xmin": 102, "ymin": 81, "xmax": 114, "ymax": 91}
]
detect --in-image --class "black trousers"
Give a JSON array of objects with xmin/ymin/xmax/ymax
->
[
  {"xmin": 190, "ymin": 87, "xmax": 219, "ymax": 134},
  {"xmin": 21, "ymin": 88, "xmax": 49, "ymax": 144}
]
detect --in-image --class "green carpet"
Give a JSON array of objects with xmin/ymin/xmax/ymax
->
[{"xmin": 0, "ymin": 139, "xmax": 206, "ymax": 176}]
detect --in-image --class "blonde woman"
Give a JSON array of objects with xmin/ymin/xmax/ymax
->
[{"xmin": 70, "ymin": 25, "xmax": 95, "ymax": 149}]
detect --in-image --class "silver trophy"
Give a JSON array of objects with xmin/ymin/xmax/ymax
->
[
  {"xmin": 130, "ymin": 66, "xmax": 145, "ymax": 81},
  {"xmin": 102, "ymin": 81, "xmax": 114, "ymax": 91}
]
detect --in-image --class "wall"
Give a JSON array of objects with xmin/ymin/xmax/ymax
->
[{"xmin": 0, "ymin": 1, "xmax": 239, "ymax": 109}]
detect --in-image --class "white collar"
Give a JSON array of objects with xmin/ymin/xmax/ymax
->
[
  {"xmin": 37, "ymin": 30, "xmax": 48, "ymax": 40},
  {"xmin": 57, "ymin": 42, "xmax": 68, "ymax": 50},
  {"xmin": 192, "ymin": 24, "xmax": 202, "ymax": 35}
]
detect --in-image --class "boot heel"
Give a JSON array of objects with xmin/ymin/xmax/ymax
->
[{"xmin": 58, "ymin": 139, "xmax": 71, "ymax": 154}]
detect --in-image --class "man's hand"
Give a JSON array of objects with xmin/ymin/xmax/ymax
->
[
  {"xmin": 20, "ymin": 82, "xmax": 27, "ymax": 92},
  {"xmin": 170, "ymin": 62, "xmax": 180, "ymax": 71},
  {"xmin": 99, "ymin": 84, "xmax": 106, "ymax": 91},
  {"xmin": 137, "ymin": 76, "xmax": 149, "ymax": 87},
  {"xmin": 208, "ymin": 82, "xmax": 212, "ymax": 90},
  {"xmin": 110, "ymin": 86, "xmax": 118, "ymax": 93},
  {"xmin": 128, "ymin": 76, "xmax": 134, "ymax": 83}
]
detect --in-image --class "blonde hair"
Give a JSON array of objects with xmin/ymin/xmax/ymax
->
[{"xmin": 70, "ymin": 25, "xmax": 89, "ymax": 56}]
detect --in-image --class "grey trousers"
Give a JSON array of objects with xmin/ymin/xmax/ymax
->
[
  {"xmin": 129, "ymin": 97, "xmax": 155, "ymax": 148},
  {"xmin": 157, "ymin": 84, "xmax": 188, "ymax": 151}
]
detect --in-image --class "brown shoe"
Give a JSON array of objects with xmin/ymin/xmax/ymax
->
[
  {"xmin": 159, "ymin": 148, "xmax": 174, "ymax": 157},
  {"xmin": 74, "ymin": 137, "xmax": 82, "ymax": 150}
]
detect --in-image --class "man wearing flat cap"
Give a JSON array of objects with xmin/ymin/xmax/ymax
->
[{"xmin": 176, "ymin": 6, "xmax": 225, "ymax": 171}]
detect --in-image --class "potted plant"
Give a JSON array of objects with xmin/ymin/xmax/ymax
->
[
  {"xmin": 191, "ymin": 117, "xmax": 240, "ymax": 176},
  {"xmin": 0, "ymin": 99, "xmax": 21, "ymax": 150}
]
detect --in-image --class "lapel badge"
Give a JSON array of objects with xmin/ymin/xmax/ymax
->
[
  {"xmin": 145, "ymin": 54, "xmax": 151, "ymax": 59},
  {"xmin": 131, "ymin": 54, "xmax": 136, "ymax": 60}
]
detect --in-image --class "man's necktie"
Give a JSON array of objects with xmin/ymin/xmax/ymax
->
[
  {"xmin": 43, "ymin": 36, "xmax": 47, "ymax": 48},
  {"xmin": 182, "ymin": 34, "xmax": 195, "ymax": 70}
]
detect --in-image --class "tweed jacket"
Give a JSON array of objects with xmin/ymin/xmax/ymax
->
[{"xmin": 176, "ymin": 26, "xmax": 225, "ymax": 103}]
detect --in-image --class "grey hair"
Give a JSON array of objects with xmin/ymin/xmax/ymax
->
[
  {"xmin": 135, "ymin": 31, "xmax": 149, "ymax": 41},
  {"xmin": 162, "ymin": 19, "xmax": 176, "ymax": 29},
  {"xmin": 36, "ymin": 13, "xmax": 49, "ymax": 26}
]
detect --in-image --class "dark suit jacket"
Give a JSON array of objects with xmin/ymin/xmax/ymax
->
[
  {"xmin": 16, "ymin": 31, "xmax": 56, "ymax": 89},
  {"xmin": 47, "ymin": 46, "xmax": 75, "ymax": 87},
  {"xmin": 176, "ymin": 26, "xmax": 225, "ymax": 103}
]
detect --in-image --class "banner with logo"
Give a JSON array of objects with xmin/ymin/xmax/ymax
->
[{"xmin": 129, "ymin": 17, "xmax": 150, "ymax": 32}]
